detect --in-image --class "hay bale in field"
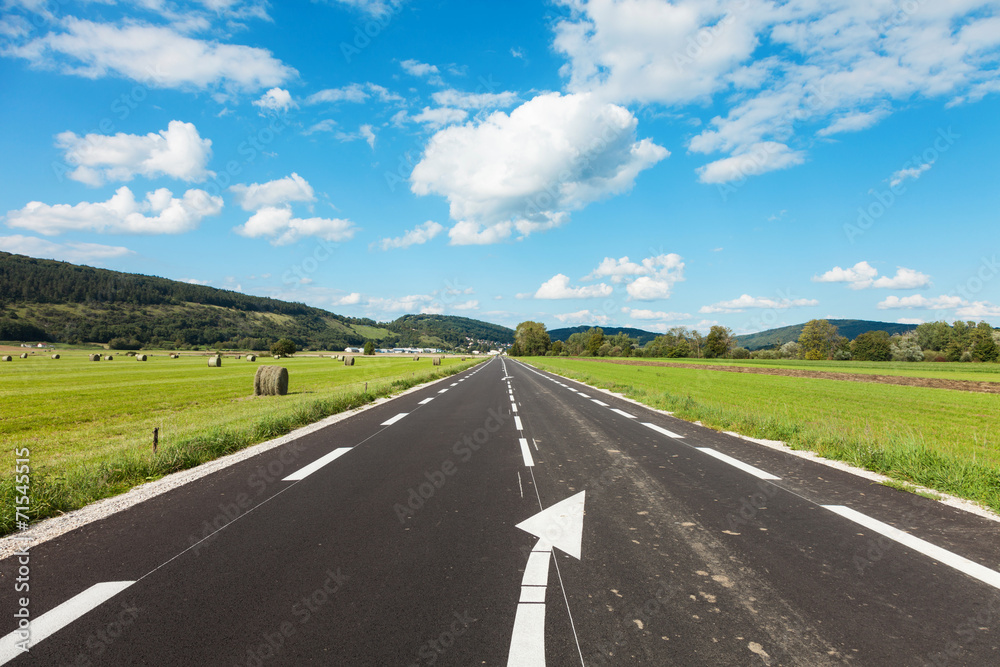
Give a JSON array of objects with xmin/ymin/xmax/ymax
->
[
  {"xmin": 88, "ymin": 353, "xmax": 100, "ymax": 361},
  {"xmin": 104, "ymin": 355, "xmax": 113, "ymax": 361},
  {"xmin": 136, "ymin": 354, "xmax": 148, "ymax": 361},
  {"xmin": 51, "ymin": 354, "xmax": 60, "ymax": 359},
  {"xmin": 20, "ymin": 353, "xmax": 28, "ymax": 358},
  {"xmin": 208, "ymin": 356, "xmax": 222, "ymax": 367},
  {"xmin": 254, "ymin": 365, "xmax": 289, "ymax": 396},
  {"xmin": 413, "ymin": 355, "xmax": 419, "ymax": 361},
  {"xmin": 169, "ymin": 353, "xmax": 178, "ymax": 359},
  {"xmin": 1, "ymin": 355, "xmax": 11, "ymax": 362},
  {"xmin": 273, "ymin": 355, "xmax": 281, "ymax": 359},
  {"xmin": 246, "ymin": 354, "xmax": 257, "ymax": 361},
  {"xmin": 432, "ymin": 357, "xmax": 441, "ymax": 366},
  {"xmin": 344, "ymin": 356, "xmax": 355, "ymax": 366}
]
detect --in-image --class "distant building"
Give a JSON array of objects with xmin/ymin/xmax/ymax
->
[{"xmin": 344, "ymin": 347, "xmax": 362, "ymax": 353}]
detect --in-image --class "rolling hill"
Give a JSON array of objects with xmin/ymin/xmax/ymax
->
[
  {"xmin": 0, "ymin": 252, "xmax": 513, "ymax": 350},
  {"xmin": 548, "ymin": 325, "xmax": 662, "ymax": 345},
  {"xmin": 735, "ymin": 319, "xmax": 919, "ymax": 350}
]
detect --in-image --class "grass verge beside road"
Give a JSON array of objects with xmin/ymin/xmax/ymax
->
[
  {"xmin": 525, "ymin": 357, "xmax": 1000, "ymax": 514},
  {"xmin": 1, "ymin": 354, "xmax": 480, "ymax": 536}
]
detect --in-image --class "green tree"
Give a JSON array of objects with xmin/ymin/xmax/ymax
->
[
  {"xmin": 703, "ymin": 325, "xmax": 734, "ymax": 359},
  {"xmin": 970, "ymin": 322, "xmax": 999, "ymax": 362},
  {"xmin": 851, "ymin": 331, "xmax": 892, "ymax": 361},
  {"xmin": 363, "ymin": 340, "xmax": 376, "ymax": 355},
  {"xmin": 513, "ymin": 321, "xmax": 551, "ymax": 356},
  {"xmin": 550, "ymin": 340, "xmax": 564, "ymax": 355},
  {"xmin": 798, "ymin": 319, "xmax": 839, "ymax": 360},
  {"xmin": 584, "ymin": 327, "xmax": 605, "ymax": 356},
  {"xmin": 270, "ymin": 338, "xmax": 297, "ymax": 356}
]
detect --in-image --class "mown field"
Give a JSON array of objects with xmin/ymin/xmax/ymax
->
[
  {"xmin": 525, "ymin": 357, "xmax": 1000, "ymax": 513},
  {"xmin": 0, "ymin": 352, "xmax": 481, "ymax": 534}
]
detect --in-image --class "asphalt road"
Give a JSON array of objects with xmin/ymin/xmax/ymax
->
[{"xmin": 2, "ymin": 356, "xmax": 999, "ymax": 665}]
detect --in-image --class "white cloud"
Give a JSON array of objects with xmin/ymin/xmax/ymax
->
[
  {"xmin": 305, "ymin": 82, "xmax": 401, "ymax": 105},
  {"xmin": 587, "ymin": 253, "xmax": 685, "ymax": 301},
  {"xmin": 55, "ymin": 120, "xmax": 213, "ymax": 186},
  {"xmin": 411, "ymin": 92, "xmax": 668, "ymax": 245},
  {"xmin": 896, "ymin": 318, "xmax": 925, "ymax": 325},
  {"xmin": 400, "ymin": 58, "xmax": 441, "ymax": 81},
  {"xmin": 412, "ymin": 107, "xmax": 468, "ymax": 129},
  {"xmin": 877, "ymin": 294, "xmax": 966, "ymax": 310},
  {"xmin": 303, "ymin": 119, "xmax": 336, "ymax": 135},
  {"xmin": 0, "ymin": 234, "xmax": 133, "ymax": 262},
  {"xmin": 813, "ymin": 261, "xmax": 930, "ymax": 289},
  {"xmin": 333, "ymin": 292, "xmax": 362, "ymax": 306},
  {"xmin": 5, "ymin": 187, "xmax": 222, "ymax": 235},
  {"xmin": 452, "ymin": 300, "xmax": 479, "ymax": 311},
  {"xmin": 956, "ymin": 302, "xmax": 1000, "ymax": 318},
  {"xmin": 184, "ymin": 277, "xmax": 211, "ymax": 285},
  {"xmin": 253, "ymin": 87, "xmax": 295, "ymax": 112},
  {"xmin": 430, "ymin": 89, "xmax": 519, "ymax": 109},
  {"xmin": 10, "ymin": 18, "xmax": 295, "ymax": 93},
  {"xmin": 889, "ymin": 163, "xmax": 933, "ymax": 188},
  {"xmin": 553, "ymin": 309, "xmax": 611, "ymax": 325},
  {"xmin": 529, "ymin": 274, "xmax": 613, "ymax": 300},
  {"xmin": 375, "ymin": 220, "xmax": 444, "ymax": 250},
  {"xmin": 367, "ymin": 293, "xmax": 436, "ymax": 314},
  {"xmin": 553, "ymin": 1, "xmax": 1000, "ymax": 182},
  {"xmin": 360, "ymin": 124, "xmax": 376, "ymax": 149},
  {"xmin": 324, "ymin": 0, "xmax": 402, "ymax": 17},
  {"xmin": 230, "ymin": 173, "xmax": 315, "ymax": 210},
  {"xmin": 695, "ymin": 142, "xmax": 805, "ymax": 184},
  {"xmin": 699, "ymin": 294, "xmax": 819, "ymax": 314},
  {"xmin": 621, "ymin": 307, "xmax": 691, "ymax": 321},
  {"xmin": 233, "ymin": 206, "xmax": 357, "ymax": 245}
]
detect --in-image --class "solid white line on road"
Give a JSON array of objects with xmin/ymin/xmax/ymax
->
[
  {"xmin": 642, "ymin": 422, "xmax": 684, "ymax": 439},
  {"xmin": 824, "ymin": 505, "xmax": 1000, "ymax": 591},
  {"xmin": 697, "ymin": 448, "xmax": 780, "ymax": 481},
  {"xmin": 577, "ymin": 393, "xmax": 590, "ymax": 398},
  {"xmin": 283, "ymin": 447, "xmax": 352, "ymax": 481},
  {"xmin": 514, "ymin": 416, "xmax": 523, "ymax": 431},
  {"xmin": 591, "ymin": 399, "xmax": 609, "ymax": 407},
  {"xmin": 380, "ymin": 412, "xmax": 408, "ymax": 426},
  {"xmin": 418, "ymin": 397, "xmax": 434, "ymax": 405},
  {"xmin": 519, "ymin": 438, "xmax": 534, "ymax": 467},
  {"xmin": 610, "ymin": 408, "xmax": 636, "ymax": 419},
  {"xmin": 0, "ymin": 581, "xmax": 135, "ymax": 664}
]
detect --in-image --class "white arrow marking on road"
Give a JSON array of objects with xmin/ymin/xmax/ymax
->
[
  {"xmin": 0, "ymin": 581, "xmax": 135, "ymax": 664},
  {"xmin": 507, "ymin": 492, "xmax": 586, "ymax": 666}
]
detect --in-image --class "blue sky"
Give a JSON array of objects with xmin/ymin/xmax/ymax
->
[{"xmin": 1, "ymin": 0, "xmax": 999, "ymax": 335}]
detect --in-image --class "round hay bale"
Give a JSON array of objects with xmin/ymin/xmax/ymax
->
[
  {"xmin": 208, "ymin": 356, "xmax": 222, "ymax": 367},
  {"xmin": 136, "ymin": 354, "xmax": 148, "ymax": 361},
  {"xmin": 20, "ymin": 353, "xmax": 28, "ymax": 359},
  {"xmin": 104, "ymin": 355, "xmax": 113, "ymax": 361},
  {"xmin": 432, "ymin": 357, "xmax": 441, "ymax": 366},
  {"xmin": 344, "ymin": 356, "xmax": 355, "ymax": 366},
  {"xmin": 88, "ymin": 353, "xmax": 101, "ymax": 361},
  {"xmin": 253, "ymin": 365, "xmax": 289, "ymax": 396},
  {"xmin": 1, "ymin": 355, "xmax": 11, "ymax": 362},
  {"xmin": 413, "ymin": 356, "xmax": 420, "ymax": 361},
  {"xmin": 273, "ymin": 355, "xmax": 281, "ymax": 359},
  {"xmin": 246, "ymin": 354, "xmax": 257, "ymax": 362},
  {"xmin": 51, "ymin": 354, "xmax": 60, "ymax": 359}
]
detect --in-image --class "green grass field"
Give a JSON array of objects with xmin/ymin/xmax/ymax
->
[
  {"xmin": 0, "ymin": 352, "xmax": 480, "ymax": 534},
  {"xmin": 526, "ymin": 357, "xmax": 1000, "ymax": 513}
]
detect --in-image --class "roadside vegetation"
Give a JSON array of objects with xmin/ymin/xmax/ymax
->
[
  {"xmin": 0, "ymin": 353, "xmax": 480, "ymax": 536},
  {"xmin": 524, "ymin": 356, "xmax": 1000, "ymax": 514}
]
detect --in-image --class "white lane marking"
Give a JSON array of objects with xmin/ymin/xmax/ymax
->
[
  {"xmin": 577, "ymin": 393, "xmax": 590, "ymax": 398},
  {"xmin": 419, "ymin": 397, "xmax": 434, "ymax": 405},
  {"xmin": 642, "ymin": 422, "xmax": 683, "ymax": 439},
  {"xmin": 697, "ymin": 448, "xmax": 780, "ymax": 481},
  {"xmin": 519, "ymin": 438, "xmax": 534, "ymax": 467},
  {"xmin": 824, "ymin": 505, "xmax": 1000, "ymax": 591},
  {"xmin": 282, "ymin": 447, "xmax": 352, "ymax": 481},
  {"xmin": 0, "ymin": 581, "xmax": 134, "ymax": 664},
  {"xmin": 514, "ymin": 416, "xmax": 523, "ymax": 431},
  {"xmin": 512, "ymin": 402, "xmax": 518, "ymax": 413},
  {"xmin": 450, "ymin": 382, "xmax": 458, "ymax": 387},
  {"xmin": 591, "ymin": 399, "xmax": 609, "ymax": 407},
  {"xmin": 380, "ymin": 412, "xmax": 408, "ymax": 426},
  {"xmin": 507, "ymin": 540, "xmax": 551, "ymax": 666},
  {"xmin": 517, "ymin": 471, "xmax": 523, "ymax": 499},
  {"xmin": 438, "ymin": 388, "xmax": 449, "ymax": 394},
  {"xmin": 610, "ymin": 408, "xmax": 636, "ymax": 419},
  {"xmin": 532, "ymin": 439, "xmax": 539, "ymax": 451}
]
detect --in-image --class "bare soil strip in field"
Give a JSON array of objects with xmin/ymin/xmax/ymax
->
[{"xmin": 584, "ymin": 358, "xmax": 1000, "ymax": 394}]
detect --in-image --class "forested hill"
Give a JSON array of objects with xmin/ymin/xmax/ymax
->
[
  {"xmin": 736, "ymin": 319, "xmax": 918, "ymax": 350},
  {"xmin": 0, "ymin": 252, "xmax": 511, "ymax": 350},
  {"xmin": 548, "ymin": 325, "xmax": 661, "ymax": 345}
]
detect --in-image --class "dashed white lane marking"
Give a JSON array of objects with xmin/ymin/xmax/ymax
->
[
  {"xmin": 380, "ymin": 413, "xmax": 408, "ymax": 426},
  {"xmin": 0, "ymin": 581, "xmax": 135, "ymax": 664},
  {"xmin": 824, "ymin": 505, "xmax": 1000, "ymax": 591},
  {"xmin": 642, "ymin": 422, "xmax": 683, "ymax": 439},
  {"xmin": 697, "ymin": 448, "xmax": 780, "ymax": 481},
  {"xmin": 610, "ymin": 408, "xmax": 636, "ymax": 419},
  {"xmin": 438, "ymin": 388, "xmax": 449, "ymax": 394},
  {"xmin": 591, "ymin": 399, "xmax": 609, "ymax": 407},
  {"xmin": 577, "ymin": 393, "xmax": 590, "ymax": 398},
  {"xmin": 450, "ymin": 382, "xmax": 458, "ymax": 386},
  {"xmin": 514, "ymin": 416, "xmax": 523, "ymax": 431},
  {"xmin": 419, "ymin": 397, "xmax": 434, "ymax": 405},
  {"xmin": 282, "ymin": 447, "xmax": 352, "ymax": 481},
  {"xmin": 519, "ymin": 438, "xmax": 534, "ymax": 467},
  {"xmin": 512, "ymin": 402, "xmax": 518, "ymax": 413}
]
